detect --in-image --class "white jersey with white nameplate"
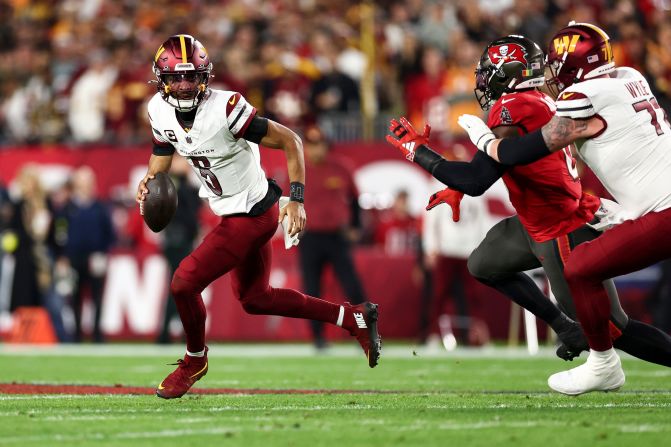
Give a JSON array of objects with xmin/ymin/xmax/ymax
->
[
  {"xmin": 555, "ymin": 67, "xmax": 671, "ymax": 219},
  {"xmin": 148, "ymin": 89, "xmax": 268, "ymax": 216}
]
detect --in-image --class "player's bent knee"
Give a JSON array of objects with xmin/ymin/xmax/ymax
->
[
  {"xmin": 563, "ymin": 257, "xmax": 588, "ymax": 285},
  {"xmin": 170, "ymin": 275, "xmax": 201, "ymax": 300},
  {"xmin": 239, "ymin": 291, "xmax": 272, "ymax": 315},
  {"xmin": 467, "ymin": 252, "xmax": 490, "ymax": 281}
]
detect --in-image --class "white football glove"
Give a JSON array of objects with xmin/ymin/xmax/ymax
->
[
  {"xmin": 279, "ymin": 197, "xmax": 301, "ymax": 249},
  {"xmin": 457, "ymin": 114, "xmax": 496, "ymax": 155},
  {"xmin": 587, "ymin": 198, "xmax": 629, "ymax": 232}
]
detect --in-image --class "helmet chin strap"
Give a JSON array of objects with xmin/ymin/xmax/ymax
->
[
  {"xmin": 167, "ymin": 95, "xmax": 198, "ymax": 112},
  {"xmin": 556, "ymin": 51, "xmax": 569, "ymax": 80}
]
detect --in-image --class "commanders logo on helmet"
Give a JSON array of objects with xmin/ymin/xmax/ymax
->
[
  {"xmin": 545, "ymin": 21, "xmax": 615, "ymax": 97},
  {"xmin": 152, "ymin": 34, "xmax": 213, "ymax": 111},
  {"xmin": 475, "ymin": 35, "xmax": 545, "ymax": 111}
]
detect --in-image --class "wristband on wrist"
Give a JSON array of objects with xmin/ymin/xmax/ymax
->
[
  {"xmin": 477, "ymin": 133, "xmax": 495, "ymax": 155},
  {"xmin": 289, "ymin": 182, "xmax": 305, "ymax": 203}
]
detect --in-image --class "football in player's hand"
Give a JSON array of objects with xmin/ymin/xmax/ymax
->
[{"xmin": 141, "ymin": 172, "xmax": 178, "ymax": 233}]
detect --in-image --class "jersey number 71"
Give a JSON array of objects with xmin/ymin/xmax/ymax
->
[{"xmin": 632, "ymin": 97, "xmax": 671, "ymax": 136}]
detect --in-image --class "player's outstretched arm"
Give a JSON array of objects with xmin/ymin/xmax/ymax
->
[
  {"xmin": 385, "ymin": 116, "xmax": 506, "ymax": 196},
  {"xmin": 259, "ymin": 119, "xmax": 306, "ymax": 236},
  {"xmin": 458, "ymin": 113, "xmax": 604, "ymax": 166},
  {"xmin": 136, "ymin": 154, "xmax": 173, "ymax": 204}
]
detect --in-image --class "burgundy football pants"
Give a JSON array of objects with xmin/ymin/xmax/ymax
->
[
  {"xmin": 170, "ymin": 204, "xmax": 343, "ymax": 353},
  {"xmin": 564, "ymin": 207, "xmax": 671, "ymax": 351}
]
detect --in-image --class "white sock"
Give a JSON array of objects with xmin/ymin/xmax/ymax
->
[
  {"xmin": 587, "ymin": 348, "xmax": 618, "ymax": 370},
  {"xmin": 186, "ymin": 349, "xmax": 206, "ymax": 357},
  {"xmin": 589, "ymin": 348, "xmax": 616, "ymax": 360},
  {"xmin": 336, "ymin": 305, "xmax": 344, "ymax": 327}
]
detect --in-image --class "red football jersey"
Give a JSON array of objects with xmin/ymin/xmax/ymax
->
[{"xmin": 487, "ymin": 90, "xmax": 599, "ymax": 242}]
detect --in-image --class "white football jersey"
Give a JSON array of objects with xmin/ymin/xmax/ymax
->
[
  {"xmin": 555, "ymin": 67, "xmax": 671, "ymax": 219},
  {"xmin": 148, "ymin": 89, "xmax": 268, "ymax": 216}
]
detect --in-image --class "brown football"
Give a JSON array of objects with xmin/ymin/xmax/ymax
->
[{"xmin": 141, "ymin": 172, "xmax": 178, "ymax": 233}]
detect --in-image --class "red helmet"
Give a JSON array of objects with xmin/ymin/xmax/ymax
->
[
  {"xmin": 152, "ymin": 34, "xmax": 213, "ymax": 111},
  {"xmin": 546, "ymin": 22, "xmax": 615, "ymax": 97}
]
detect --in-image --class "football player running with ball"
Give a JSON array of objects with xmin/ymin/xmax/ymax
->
[
  {"xmin": 137, "ymin": 35, "xmax": 381, "ymax": 399},
  {"xmin": 386, "ymin": 34, "xmax": 671, "ymax": 394},
  {"xmin": 456, "ymin": 22, "xmax": 671, "ymax": 395}
]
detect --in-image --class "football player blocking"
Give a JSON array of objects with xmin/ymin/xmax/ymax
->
[
  {"xmin": 387, "ymin": 29, "xmax": 671, "ymax": 395},
  {"xmin": 456, "ymin": 22, "xmax": 671, "ymax": 395},
  {"xmin": 137, "ymin": 35, "xmax": 381, "ymax": 399}
]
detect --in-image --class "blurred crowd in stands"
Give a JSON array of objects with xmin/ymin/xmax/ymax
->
[
  {"xmin": 1, "ymin": 0, "xmax": 671, "ymax": 344},
  {"xmin": 0, "ymin": 0, "xmax": 670, "ymax": 145}
]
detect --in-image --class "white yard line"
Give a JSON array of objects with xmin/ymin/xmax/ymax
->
[{"xmin": 0, "ymin": 343, "xmax": 565, "ymax": 359}]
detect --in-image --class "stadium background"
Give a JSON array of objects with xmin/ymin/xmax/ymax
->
[{"xmin": 0, "ymin": 0, "xmax": 669, "ymax": 344}]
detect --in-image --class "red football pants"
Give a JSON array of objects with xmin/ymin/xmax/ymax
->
[
  {"xmin": 171, "ymin": 204, "xmax": 342, "ymax": 352},
  {"xmin": 564, "ymin": 207, "xmax": 671, "ymax": 351}
]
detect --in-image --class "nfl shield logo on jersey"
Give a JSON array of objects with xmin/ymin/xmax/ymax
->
[{"xmin": 186, "ymin": 136, "xmax": 192, "ymax": 144}]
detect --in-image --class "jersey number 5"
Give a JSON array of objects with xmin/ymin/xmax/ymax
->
[
  {"xmin": 632, "ymin": 97, "xmax": 671, "ymax": 136},
  {"xmin": 189, "ymin": 156, "xmax": 223, "ymax": 196}
]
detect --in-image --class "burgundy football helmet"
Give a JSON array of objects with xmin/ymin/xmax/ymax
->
[
  {"xmin": 546, "ymin": 22, "xmax": 615, "ymax": 97},
  {"xmin": 152, "ymin": 34, "xmax": 213, "ymax": 111},
  {"xmin": 474, "ymin": 35, "xmax": 546, "ymax": 111}
]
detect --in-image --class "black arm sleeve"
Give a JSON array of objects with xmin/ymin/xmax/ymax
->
[
  {"xmin": 242, "ymin": 115, "xmax": 269, "ymax": 144},
  {"xmin": 413, "ymin": 145, "xmax": 507, "ymax": 196},
  {"xmin": 152, "ymin": 142, "xmax": 175, "ymax": 156},
  {"xmin": 496, "ymin": 128, "xmax": 551, "ymax": 166}
]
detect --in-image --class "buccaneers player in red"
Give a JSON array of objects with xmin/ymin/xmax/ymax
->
[{"xmin": 386, "ymin": 35, "xmax": 671, "ymax": 383}]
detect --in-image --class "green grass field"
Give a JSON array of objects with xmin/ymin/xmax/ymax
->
[{"xmin": 1, "ymin": 344, "xmax": 670, "ymax": 447}]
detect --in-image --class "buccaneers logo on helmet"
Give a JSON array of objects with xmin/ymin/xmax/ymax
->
[
  {"xmin": 474, "ymin": 35, "xmax": 545, "ymax": 111},
  {"xmin": 487, "ymin": 43, "xmax": 529, "ymax": 67}
]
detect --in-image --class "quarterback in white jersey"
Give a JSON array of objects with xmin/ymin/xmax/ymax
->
[
  {"xmin": 135, "ymin": 35, "xmax": 381, "ymax": 400},
  {"xmin": 148, "ymin": 89, "xmax": 269, "ymax": 216},
  {"xmin": 457, "ymin": 22, "xmax": 671, "ymax": 395}
]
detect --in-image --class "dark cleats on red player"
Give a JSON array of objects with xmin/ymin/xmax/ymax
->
[
  {"xmin": 349, "ymin": 302, "xmax": 382, "ymax": 368},
  {"xmin": 156, "ymin": 347, "xmax": 208, "ymax": 399}
]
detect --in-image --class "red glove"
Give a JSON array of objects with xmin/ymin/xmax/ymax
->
[
  {"xmin": 385, "ymin": 117, "xmax": 431, "ymax": 161},
  {"xmin": 426, "ymin": 188, "xmax": 464, "ymax": 222}
]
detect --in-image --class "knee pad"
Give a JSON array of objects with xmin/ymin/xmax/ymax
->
[
  {"xmin": 239, "ymin": 290, "xmax": 272, "ymax": 315},
  {"xmin": 467, "ymin": 253, "xmax": 487, "ymax": 280},
  {"xmin": 170, "ymin": 275, "xmax": 201, "ymax": 300},
  {"xmin": 467, "ymin": 253, "xmax": 501, "ymax": 282},
  {"xmin": 563, "ymin": 257, "xmax": 585, "ymax": 285}
]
